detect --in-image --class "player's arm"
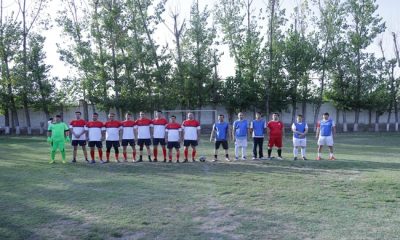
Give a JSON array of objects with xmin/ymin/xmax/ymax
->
[
  {"xmin": 304, "ymin": 124, "xmax": 309, "ymax": 135},
  {"xmin": 150, "ymin": 123, "xmax": 154, "ymax": 139},
  {"xmin": 332, "ymin": 125, "xmax": 336, "ymax": 138},
  {"xmin": 315, "ymin": 124, "xmax": 320, "ymax": 139},
  {"xmin": 249, "ymin": 122, "xmax": 253, "ymax": 136},
  {"xmin": 210, "ymin": 124, "xmax": 215, "ymax": 142},
  {"xmin": 282, "ymin": 123, "xmax": 285, "ymax": 139},
  {"xmin": 231, "ymin": 123, "xmax": 235, "ymax": 141},
  {"xmin": 197, "ymin": 126, "xmax": 201, "ymax": 143}
]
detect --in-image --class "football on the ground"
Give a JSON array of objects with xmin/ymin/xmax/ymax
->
[{"xmin": 199, "ymin": 156, "xmax": 206, "ymax": 162}]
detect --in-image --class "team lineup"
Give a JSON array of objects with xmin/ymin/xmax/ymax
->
[{"xmin": 47, "ymin": 111, "xmax": 336, "ymax": 164}]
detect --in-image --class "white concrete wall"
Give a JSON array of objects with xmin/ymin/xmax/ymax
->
[{"xmin": 0, "ymin": 102, "xmax": 398, "ymax": 132}]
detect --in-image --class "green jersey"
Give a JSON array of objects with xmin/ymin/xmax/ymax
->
[{"xmin": 48, "ymin": 122, "xmax": 69, "ymax": 141}]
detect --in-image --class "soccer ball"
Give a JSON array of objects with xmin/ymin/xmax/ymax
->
[{"xmin": 199, "ymin": 156, "xmax": 206, "ymax": 162}]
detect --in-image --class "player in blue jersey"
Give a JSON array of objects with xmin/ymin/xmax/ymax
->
[
  {"xmin": 210, "ymin": 114, "xmax": 230, "ymax": 161},
  {"xmin": 250, "ymin": 112, "xmax": 266, "ymax": 160},
  {"xmin": 291, "ymin": 114, "xmax": 308, "ymax": 160},
  {"xmin": 315, "ymin": 112, "xmax": 336, "ymax": 160},
  {"xmin": 232, "ymin": 112, "xmax": 249, "ymax": 160}
]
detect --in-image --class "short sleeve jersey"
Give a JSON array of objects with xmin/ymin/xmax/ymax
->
[
  {"xmin": 250, "ymin": 119, "xmax": 266, "ymax": 138},
  {"xmin": 121, "ymin": 120, "xmax": 136, "ymax": 140},
  {"xmin": 317, "ymin": 119, "xmax": 335, "ymax": 136},
  {"xmin": 233, "ymin": 119, "xmax": 248, "ymax": 139},
  {"xmin": 166, "ymin": 122, "xmax": 182, "ymax": 142},
  {"xmin": 214, "ymin": 122, "xmax": 229, "ymax": 141},
  {"xmin": 48, "ymin": 122, "xmax": 69, "ymax": 141},
  {"xmin": 152, "ymin": 118, "xmax": 168, "ymax": 139},
  {"xmin": 105, "ymin": 120, "xmax": 122, "ymax": 141},
  {"xmin": 135, "ymin": 118, "xmax": 153, "ymax": 139},
  {"xmin": 69, "ymin": 119, "xmax": 87, "ymax": 140},
  {"xmin": 267, "ymin": 121, "xmax": 284, "ymax": 138},
  {"xmin": 292, "ymin": 122, "xmax": 308, "ymax": 139},
  {"xmin": 85, "ymin": 121, "xmax": 105, "ymax": 141},
  {"xmin": 182, "ymin": 119, "xmax": 201, "ymax": 140}
]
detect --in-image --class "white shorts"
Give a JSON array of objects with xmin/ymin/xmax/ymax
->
[
  {"xmin": 293, "ymin": 138, "xmax": 307, "ymax": 147},
  {"xmin": 318, "ymin": 136, "xmax": 334, "ymax": 146},
  {"xmin": 235, "ymin": 138, "xmax": 248, "ymax": 147}
]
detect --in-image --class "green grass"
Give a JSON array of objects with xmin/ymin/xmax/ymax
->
[{"xmin": 1, "ymin": 133, "xmax": 400, "ymax": 239}]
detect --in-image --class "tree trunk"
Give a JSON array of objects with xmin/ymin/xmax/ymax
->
[
  {"xmin": 386, "ymin": 108, "xmax": 392, "ymax": 132},
  {"xmin": 354, "ymin": 108, "xmax": 359, "ymax": 132},
  {"xmin": 4, "ymin": 107, "xmax": 10, "ymax": 134},
  {"xmin": 291, "ymin": 101, "xmax": 297, "ymax": 124},
  {"xmin": 375, "ymin": 111, "xmax": 380, "ymax": 132},
  {"xmin": 342, "ymin": 110, "xmax": 348, "ymax": 132}
]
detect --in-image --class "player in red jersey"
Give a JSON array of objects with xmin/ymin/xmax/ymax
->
[
  {"xmin": 182, "ymin": 112, "xmax": 201, "ymax": 162},
  {"xmin": 152, "ymin": 111, "xmax": 168, "ymax": 162},
  {"xmin": 267, "ymin": 113, "xmax": 285, "ymax": 160},
  {"xmin": 135, "ymin": 112, "xmax": 153, "ymax": 162},
  {"xmin": 85, "ymin": 113, "xmax": 105, "ymax": 163},
  {"xmin": 121, "ymin": 113, "xmax": 137, "ymax": 162},
  {"xmin": 165, "ymin": 115, "xmax": 182, "ymax": 163},
  {"xmin": 69, "ymin": 111, "xmax": 89, "ymax": 163},
  {"xmin": 104, "ymin": 113, "xmax": 122, "ymax": 163}
]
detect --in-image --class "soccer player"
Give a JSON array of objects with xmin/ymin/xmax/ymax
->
[
  {"xmin": 47, "ymin": 114, "xmax": 70, "ymax": 164},
  {"xmin": 233, "ymin": 112, "xmax": 249, "ymax": 160},
  {"xmin": 69, "ymin": 111, "xmax": 88, "ymax": 163},
  {"xmin": 315, "ymin": 112, "xmax": 336, "ymax": 160},
  {"xmin": 267, "ymin": 113, "xmax": 285, "ymax": 160},
  {"xmin": 182, "ymin": 112, "xmax": 201, "ymax": 162},
  {"xmin": 104, "ymin": 113, "xmax": 122, "ymax": 163},
  {"xmin": 250, "ymin": 112, "xmax": 266, "ymax": 160},
  {"xmin": 291, "ymin": 114, "xmax": 308, "ymax": 160},
  {"xmin": 135, "ymin": 112, "xmax": 153, "ymax": 162},
  {"xmin": 121, "ymin": 113, "xmax": 136, "ymax": 162},
  {"xmin": 165, "ymin": 115, "xmax": 182, "ymax": 163},
  {"xmin": 152, "ymin": 111, "xmax": 168, "ymax": 162},
  {"xmin": 85, "ymin": 113, "xmax": 105, "ymax": 163},
  {"xmin": 210, "ymin": 114, "xmax": 230, "ymax": 161}
]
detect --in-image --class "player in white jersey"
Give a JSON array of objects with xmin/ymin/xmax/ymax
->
[
  {"xmin": 135, "ymin": 112, "xmax": 153, "ymax": 162},
  {"xmin": 291, "ymin": 114, "xmax": 308, "ymax": 160},
  {"xmin": 121, "ymin": 113, "xmax": 136, "ymax": 162},
  {"xmin": 85, "ymin": 113, "xmax": 105, "ymax": 163},
  {"xmin": 152, "ymin": 111, "xmax": 168, "ymax": 162},
  {"xmin": 181, "ymin": 112, "xmax": 201, "ymax": 162},
  {"xmin": 166, "ymin": 115, "xmax": 182, "ymax": 163},
  {"xmin": 69, "ymin": 111, "xmax": 88, "ymax": 163},
  {"xmin": 104, "ymin": 113, "xmax": 122, "ymax": 163}
]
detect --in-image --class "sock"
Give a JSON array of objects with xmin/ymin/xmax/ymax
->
[
  {"xmin": 139, "ymin": 155, "xmax": 143, "ymax": 160},
  {"xmin": 153, "ymin": 148, "xmax": 158, "ymax": 159},
  {"xmin": 301, "ymin": 148, "xmax": 306, "ymax": 157},
  {"xmin": 133, "ymin": 151, "xmax": 136, "ymax": 160},
  {"xmin": 115, "ymin": 153, "xmax": 119, "ymax": 161},
  {"xmin": 225, "ymin": 154, "xmax": 229, "ymax": 158},
  {"xmin": 98, "ymin": 149, "xmax": 103, "ymax": 160},
  {"xmin": 268, "ymin": 149, "xmax": 272, "ymax": 157},
  {"xmin": 169, "ymin": 152, "xmax": 172, "ymax": 161},
  {"xmin": 61, "ymin": 150, "xmax": 66, "ymax": 161},
  {"xmin": 148, "ymin": 155, "xmax": 152, "ymax": 160},
  {"xmin": 241, "ymin": 147, "xmax": 245, "ymax": 158},
  {"xmin": 90, "ymin": 150, "xmax": 95, "ymax": 160},
  {"xmin": 192, "ymin": 150, "xmax": 196, "ymax": 160},
  {"xmin": 235, "ymin": 146, "xmax": 239, "ymax": 158},
  {"xmin": 293, "ymin": 148, "xmax": 298, "ymax": 157},
  {"xmin": 162, "ymin": 147, "xmax": 167, "ymax": 160},
  {"xmin": 106, "ymin": 151, "xmax": 110, "ymax": 161},
  {"xmin": 277, "ymin": 149, "xmax": 282, "ymax": 157},
  {"xmin": 176, "ymin": 151, "xmax": 180, "ymax": 160},
  {"xmin": 51, "ymin": 151, "xmax": 56, "ymax": 161},
  {"xmin": 184, "ymin": 148, "xmax": 188, "ymax": 159},
  {"xmin": 330, "ymin": 152, "xmax": 334, "ymax": 157},
  {"xmin": 214, "ymin": 154, "xmax": 218, "ymax": 159},
  {"xmin": 318, "ymin": 152, "xmax": 321, "ymax": 157},
  {"xmin": 123, "ymin": 152, "xmax": 127, "ymax": 160}
]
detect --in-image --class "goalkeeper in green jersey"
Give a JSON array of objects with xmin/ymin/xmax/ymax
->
[{"xmin": 47, "ymin": 115, "xmax": 70, "ymax": 164}]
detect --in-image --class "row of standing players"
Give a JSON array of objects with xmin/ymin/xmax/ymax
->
[{"xmin": 47, "ymin": 111, "xmax": 336, "ymax": 164}]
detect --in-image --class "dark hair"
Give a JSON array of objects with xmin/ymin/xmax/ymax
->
[
  {"xmin": 75, "ymin": 111, "xmax": 81, "ymax": 114},
  {"xmin": 219, "ymin": 114, "xmax": 224, "ymax": 117},
  {"xmin": 170, "ymin": 115, "xmax": 176, "ymax": 118},
  {"xmin": 55, "ymin": 114, "xmax": 62, "ymax": 118},
  {"xmin": 297, "ymin": 114, "xmax": 303, "ymax": 118},
  {"xmin": 126, "ymin": 112, "xmax": 132, "ymax": 115},
  {"xmin": 323, "ymin": 112, "xmax": 329, "ymax": 116},
  {"xmin": 256, "ymin": 112, "xmax": 262, "ymax": 115},
  {"xmin": 109, "ymin": 113, "xmax": 115, "ymax": 116},
  {"xmin": 273, "ymin": 112, "xmax": 279, "ymax": 116},
  {"xmin": 93, "ymin": 112, "xmax": 99, "ymax": 116},
  {"xmin": 49, "ymin": 117, "xmax": 53, "ymax": 121},
  {"xmin": 157, "ymin": 110, "xmax": 162, "ymax": 113}
]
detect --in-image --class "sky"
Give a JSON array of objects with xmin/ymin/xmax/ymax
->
[{"xmin": 3, "ymin": 0, "xmax": 400, "ymax": 79}]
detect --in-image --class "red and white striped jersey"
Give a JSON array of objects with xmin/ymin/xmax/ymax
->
[
  {"xmin": 121, "ymin": 120, "xmax": 136, "ymax": 140},
  {"xmin": 105, "ymin": 121, "xmax": 122, "ymax": 141},
  {"xmin": 70, "ymin": 119, "xmax": 87, "ymax": 140},
  {"xmin": 85, "ymin": 121, "xmax": 105, "ymax": 141},
  {"xmin": 182, "ymin": 119, "xmax": 201, "ymax": 140},
  {"xmin": 135, "ymin": 118, "xmax": 153, "ymax": 139},
  {"xmin": 152, "ymin": 118, "xmax": 168, "ymax": 139},
  {"xmin": 166, "ymin": 122, "xmax": 182, "ymax": 142}
]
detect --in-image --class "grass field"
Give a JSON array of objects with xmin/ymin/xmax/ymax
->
[{"xmin": 1, "ymin": 133, "xmax": 400, "ymax": 240}]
